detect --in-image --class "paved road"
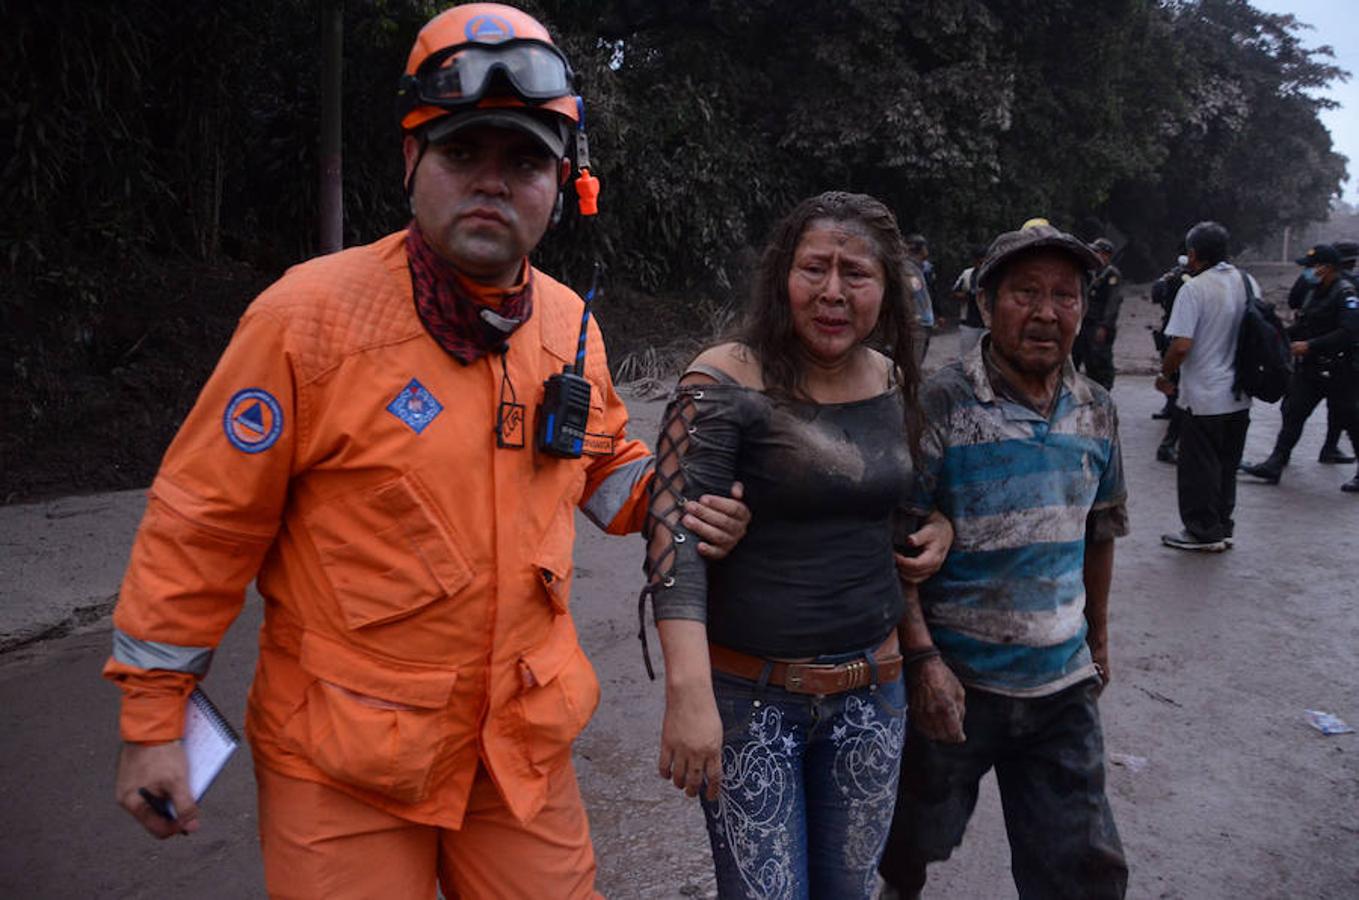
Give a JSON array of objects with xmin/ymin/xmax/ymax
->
[{"xmin": 2, "ymin": 327, "xmax": 1357, "ymax": 898}]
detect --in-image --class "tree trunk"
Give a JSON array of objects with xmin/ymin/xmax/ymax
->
[{"xmin": 318, "ymin": 0, "xmax": 343, "ymax": 255}]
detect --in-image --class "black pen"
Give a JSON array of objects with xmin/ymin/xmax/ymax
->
[{"xmin": 138, "ymin": 787, "xmax": 177, "ymax": 822}]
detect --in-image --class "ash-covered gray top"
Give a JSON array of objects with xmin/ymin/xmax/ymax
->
[{"xmin": 648, "ymin": 367, "xmax": 915, "ymax": 658}]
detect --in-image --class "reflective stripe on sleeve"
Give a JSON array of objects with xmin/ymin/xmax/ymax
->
[
  {"xmin": 112, "ymin": 629, "xmax": 214, "ymax": 675},
  {"xmin": 582, "ymin": 456, "xmax": 654, "ymax": 530}
]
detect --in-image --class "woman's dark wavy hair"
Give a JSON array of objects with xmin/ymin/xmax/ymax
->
[{"xmin": 737, "ymin": 190, "xmax": 923, "ymax": 459}]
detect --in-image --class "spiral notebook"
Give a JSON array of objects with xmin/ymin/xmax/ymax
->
[{"xmin": 183, "ymin": 687, "xmax": 240, "ymax": 801}]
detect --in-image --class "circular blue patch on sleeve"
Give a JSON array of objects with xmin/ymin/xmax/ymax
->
[{"xmin": 223, "ymin": 388, "xmax": 284, "ymax": 453}]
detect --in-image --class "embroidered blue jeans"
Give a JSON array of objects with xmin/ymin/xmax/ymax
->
[{"xmin": 699, "ymin": 656, "xmax": 907, "ymax": 900}]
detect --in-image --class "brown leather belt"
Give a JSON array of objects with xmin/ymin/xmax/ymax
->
[{"xmin": 708, "ymin": 636, "xmax": 902, "ymax": 696}]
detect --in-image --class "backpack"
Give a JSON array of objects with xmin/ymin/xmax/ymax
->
[{"xmin": 1232, "ymin": 270, "xmax": 1292, "ymax": 402}]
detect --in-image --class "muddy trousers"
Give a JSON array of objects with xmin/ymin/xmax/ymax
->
[
  {"xmin": 256, "ymin": 762, "xmax": 600, "ymax": 900},
  {"xmin": 879, "ymin": 679, "xmax": 1127, "ymax": 900},
  {"xmin": 1177, "ymin": 409, "xmax": 1249, "ymax": 542}
]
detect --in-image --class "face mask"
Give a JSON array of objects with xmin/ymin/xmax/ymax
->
[{"xmin": 1302, "ymin": 267, "xmax": 1321, "ymax": 285}]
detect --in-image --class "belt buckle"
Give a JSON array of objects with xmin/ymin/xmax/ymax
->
[
  {"xmin": 784, "ymin": 662, "xmax": 833, "ymax": 694},
  {"xmin": 785, "ymin": 661, "xmax": 867, "ymax": 695}
]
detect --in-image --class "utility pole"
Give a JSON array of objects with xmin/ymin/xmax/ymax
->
[{"xmin": 319, "ymin": 0, "xmax": 344, "ymax": 254}]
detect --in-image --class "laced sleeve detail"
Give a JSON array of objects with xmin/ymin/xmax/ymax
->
[{"xmin": 636, "ymin": 383, "xmax": 746, "ymax": 677}]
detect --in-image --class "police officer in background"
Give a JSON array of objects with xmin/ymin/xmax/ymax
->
[
  {"xmin": 1072, "ymin": 237, "xmax": 1122, "ymax": 389},
  {"xmin": 1241, "ymin": 244, "xmax": 1359, "ymax": 491},
  {"xmin": 1282, "ymin": 245, "xmax": 1355, "ymax": 464},
  {"xmin": 1318, "ymin": 240, "xmax": 1359, "ymax": 466},
  {"xmin": 1340, "ymin": 240, "xmax": 1359, "ymax": 285},
  {"xmin": 1337, "ymin": 240, "xmax": 1359, "ymax": 490},
  {"xmin": 1150, "ymin": 254, "xmax": 1192, "ymax": 462}
]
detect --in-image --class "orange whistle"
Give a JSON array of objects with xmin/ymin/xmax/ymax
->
[{"xmin": 574, "ymin": 169, "xmax": 600, "ymax": 216}]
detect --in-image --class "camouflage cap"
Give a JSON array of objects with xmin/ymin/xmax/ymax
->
[
  {"xmin": 1091, "ymin": 237, "xmax": 1115, "ymax": 254},
  {"xmin": 1334, "ymin": 239, "xmax": 1358, "ymax": 263},
  {"xmin": 976, "ymin": 223, "xmax": 1102, "ymax": 291}
]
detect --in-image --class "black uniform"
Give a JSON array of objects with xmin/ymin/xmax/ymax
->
[
  {"xmin": 1342, "ymin": 270, "xmax": 1359, "ymax": 487},
  {"xmin": 1245, "ymin": 275, "xmax": 1359, "ymax": 477},
  {"xmin": 1151, "ymin": 265, "xmax": 1190, "ymax": 344},
  {"xmin": 1150, "ymin": 265, "xmax": 1191, "ymax": 455},
  {"xmin": 1287, "ymin": 273, "xmax": 1311, "ymax": 311},
  {"xmin": 1073, "ymin": 264, "xmax": 1122, "ymax": 389}
]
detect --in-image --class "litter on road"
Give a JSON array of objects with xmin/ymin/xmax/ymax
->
[{"xmin": 1305, "ymin": 710, "xmax": 1355, "ymax": 736}]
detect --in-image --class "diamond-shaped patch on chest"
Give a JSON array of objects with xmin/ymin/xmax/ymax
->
[{"xmin": 387, "ymin": 378, "xmax": 443, "ymax": 434}]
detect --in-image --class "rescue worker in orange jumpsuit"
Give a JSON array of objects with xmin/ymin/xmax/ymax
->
[{"xmin": 102, "ymin": 6, "xmax": 759, "ymax": 897}]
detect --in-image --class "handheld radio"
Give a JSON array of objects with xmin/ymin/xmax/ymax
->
[
  {"xmin": 537, "ymin": 262, "xmax": 601, "ymax": 458},
  {"xmin": 536, "ymin": 98, "xmax": 603, "ymax": 459}
]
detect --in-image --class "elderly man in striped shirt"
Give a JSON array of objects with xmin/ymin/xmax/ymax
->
[{"xmin": 880, "ymin": 223, "xmax": 1130, "ymax": 899}]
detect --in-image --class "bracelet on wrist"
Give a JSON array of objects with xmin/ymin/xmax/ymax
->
[{"xmin": 902, "ymin": 647, "xmax": 942, "ymax": 668}]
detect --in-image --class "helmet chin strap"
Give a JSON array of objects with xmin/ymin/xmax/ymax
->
[
  {"xmin": 404, "ymin": 132, "xmax": 431, "ymax": 213},
  {"xmin": 406, "ymin": 97, "xmax": 597, "ymax": 230}
]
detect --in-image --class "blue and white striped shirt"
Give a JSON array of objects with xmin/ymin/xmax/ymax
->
[{"xmin": 908, "ymin": 342, "xmax": 1128, "ymax": 697}]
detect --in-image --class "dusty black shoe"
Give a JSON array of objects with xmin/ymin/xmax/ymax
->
[
  {"xmin": 1343, "ymin": 476, "xmax": 1359, "ymax": 493},
  {"xmin": 1155, "ymin": 443, "xmax": 1177, "ymax": 465},
  {"xmin": 1161, "ymin": 530, "xmax": 1228, "ymax": 552},
  {"xmin": 1239, "ymin": 461, "xmax": 1282, "ymax": 483},
  {"xmin": 1318, "ymin": 448, "xmax": 1356, "ymax": 464}
]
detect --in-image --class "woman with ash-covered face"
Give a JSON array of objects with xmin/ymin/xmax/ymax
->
[{"xmin": 638, "ymin": 191, "xmax": 954, "ymax": 898}]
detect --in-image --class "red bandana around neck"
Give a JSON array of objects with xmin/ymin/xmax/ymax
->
[{"xmin": 406, "ymin": 222, "xmax": 534, "ymax": 364}]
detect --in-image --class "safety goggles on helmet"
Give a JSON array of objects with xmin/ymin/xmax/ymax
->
[{"xmin": 399, "ymin": 38, "xmax": 574, "ymax": 119}]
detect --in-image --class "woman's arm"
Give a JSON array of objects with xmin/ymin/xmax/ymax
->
[
  {"xmin": 656, "ymin": 620, "xmax": 723, "ymax": 801},
  {"xmin": 643, "ymin": 368, "xmax": 746, "ymax": 799}
]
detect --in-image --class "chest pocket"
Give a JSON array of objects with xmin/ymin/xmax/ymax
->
[{"xmin": 307, "ymin": 473, "xmax": 473, "ymax": 629}]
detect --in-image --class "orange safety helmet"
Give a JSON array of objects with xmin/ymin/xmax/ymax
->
[{"xmin": 398, "ymin": 3, "xmax": 580, "ymax": 134}]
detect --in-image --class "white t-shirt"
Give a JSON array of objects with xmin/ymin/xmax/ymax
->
[
  {"xmin": 952, "ymin": 267, "xmax": 974, "ymax": 293},
  {"xmin": 1164, "ymin": 261, "xmax": 1254, "ymax": 416}
]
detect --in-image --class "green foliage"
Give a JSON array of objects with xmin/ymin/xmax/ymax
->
[
  {"xmin": 2, "ymin": 0, "xmax": 1346, "ymax": 305},
  {"xmin": 0, "ymin": 0, "xmax": 1350, "ymax": 500},
  {"xmin": 1106, "ymin": 0, "xmax": 1349, "ymax": 268},
  {"xmin": 535, "ymin": 0, "xmax": 1346, "ymax": 286}
]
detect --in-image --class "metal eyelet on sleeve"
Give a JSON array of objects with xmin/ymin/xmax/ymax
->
[{"xmin": 639, "ymin": 383, "xmax": 712, "ymax": 680}]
